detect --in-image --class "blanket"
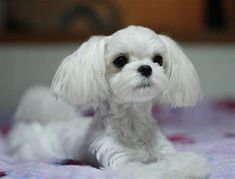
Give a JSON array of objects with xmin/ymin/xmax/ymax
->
[{"xmin": 0, "ymin": 99, "xmax": 234, "ymax": 178}]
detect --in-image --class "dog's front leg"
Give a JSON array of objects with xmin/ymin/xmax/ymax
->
[
  {"xmin": 92, "ymin": 136, "xmax": 172, "ymax": 179},
  {"xmin": 155, "ymin": 126, "xmax": 176, "ymax": 159},
  {"xmin": 110, "ymin": 128, "xmax": 210, "ymax": 179},
  {"xmin": 92, "ymin": 135, "xmax": 187, "ymax": 179},
  {"xmin": 155, "ymin": 127, "xmax": 211, "ymax": 179}
]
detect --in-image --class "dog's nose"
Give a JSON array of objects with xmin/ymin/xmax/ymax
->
[{"xmin": 137, "ymin": 65, "xmax": 152, "ymax": 77}]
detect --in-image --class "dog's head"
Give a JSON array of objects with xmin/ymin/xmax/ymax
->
[{"xmin": 52, "ymin": 26, "xmax": 201, "ymax": 107}]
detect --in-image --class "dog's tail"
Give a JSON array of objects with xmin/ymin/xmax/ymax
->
[{"xmin": 14, "ymin": 86, "xmax": 81, "ymax": 124}]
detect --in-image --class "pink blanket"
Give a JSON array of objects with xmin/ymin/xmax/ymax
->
[{"xmin": 0, "ymin": 99, "xmax": 234, "ymax": 178}]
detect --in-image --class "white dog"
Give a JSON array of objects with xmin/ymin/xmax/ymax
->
[{"xmin": 8, "ymin": 26, "xmax": 210, "ymax": 179}]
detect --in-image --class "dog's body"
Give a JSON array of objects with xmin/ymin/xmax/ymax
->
[
  {"xmin": 9, "ymin": 87, "xmax": 171, "ymax": 166},
  {"xmin": 8, "ymin": 26, "xmax": 210, "ymax": 178}
]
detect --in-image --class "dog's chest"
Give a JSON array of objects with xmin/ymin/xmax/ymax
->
[
  {"xmin": 111, "ymin": 110, "xmax": 156, "ymax": 145},
  {"xmin": 92, "ymin": 102, "xmax": 159, "ymax": 166},
  {"xmin": 128, "ymin": 139, "xmax": 158, "ymax": 164},
  {"xmin": 108, "ymin": 115, "xmax": 158, "ymax": 163}
]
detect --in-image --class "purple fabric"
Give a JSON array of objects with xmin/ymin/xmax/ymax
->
[
  {"xmin": 0, "ymin": 99, "xmax": 234, "ymax": 178},
  {"xmin": 154, "ymin": 99, "xmax": 235, "ymax": 179}
]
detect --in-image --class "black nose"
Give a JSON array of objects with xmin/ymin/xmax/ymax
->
[{"xmin": 137, "ymin": 65, "xmax": 152, "ymax": 77}]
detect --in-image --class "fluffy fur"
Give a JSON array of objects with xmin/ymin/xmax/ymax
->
[{"xmin": 8, "ymin": 26, "xmax": 210, "ymax": 178}]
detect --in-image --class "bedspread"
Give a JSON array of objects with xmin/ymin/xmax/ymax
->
[{"xmin": 0, "ymin": 99, "xmax": 234, "ymax": 178}]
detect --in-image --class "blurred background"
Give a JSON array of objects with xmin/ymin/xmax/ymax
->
[{"xmin": 0, "ymin": 0, "xmax": 235, "ymax": 113}]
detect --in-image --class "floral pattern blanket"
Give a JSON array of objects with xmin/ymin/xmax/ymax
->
[{"xmin": 0, "ymin": 99, "xmax": 234, "ymax": 178}]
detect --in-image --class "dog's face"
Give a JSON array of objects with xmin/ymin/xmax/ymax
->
[
  {"xmin": 105, "ymin": 27, "xmax": 169, "ymax": 102},
  {"xmin": 52, "ymin": 26, "xmax": 201, "ymax": 107}
]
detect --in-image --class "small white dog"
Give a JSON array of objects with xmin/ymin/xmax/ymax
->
[{"xmin": 8, "ymin": 26, "xmax": 210, "ymax": 179}]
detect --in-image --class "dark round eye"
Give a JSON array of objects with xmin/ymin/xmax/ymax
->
[
  {"xmin": 113, "ymin": 56, "xmax": 128, "ymax": 68},
  {"xmin": 153, "ymin": 55, "xmax": 163, "ymax": 66}
]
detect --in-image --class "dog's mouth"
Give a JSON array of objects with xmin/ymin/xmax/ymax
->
[{"xmin": 135, "ymin": 81, "xmax": 152, "ymax": 89}]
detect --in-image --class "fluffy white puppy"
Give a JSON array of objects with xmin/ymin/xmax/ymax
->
[{"xmin": 8, "ymin": 26, "xmax": 210, "ymax": 178}]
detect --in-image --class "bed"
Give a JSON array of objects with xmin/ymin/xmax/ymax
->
[{"xmin": 0, "ymin": 99, "xmax": 234, "ymax": 178}]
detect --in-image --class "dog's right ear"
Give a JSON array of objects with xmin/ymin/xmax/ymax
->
[{"xmin": 51, "ymin": 36, "xmax": 109, "ymax": 107}]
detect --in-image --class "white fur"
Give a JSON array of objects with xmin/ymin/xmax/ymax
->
[
  {"xmin": 8, "ymin": 26, "xmax": 210, "ymax": 178},
  {"xmin": 14, "ymin": 86, "xmax": 81, "ymax": 124}
]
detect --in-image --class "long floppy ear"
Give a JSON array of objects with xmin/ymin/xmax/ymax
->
[
  {"xmin": 159, "ymin": 35, "xmax": 202, "ymax": 107},
  {"xmin": 51, "ymin": 36, "xmax": 109, "ymax": 106}
]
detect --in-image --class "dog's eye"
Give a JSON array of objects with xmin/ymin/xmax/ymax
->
[
  {"xmin": 152, "ymin": 55, "xmax": 163, "ymax": 66},
  {"xmin": 113, "ymin": 56, "xmax": 128, "ymax": 68}
]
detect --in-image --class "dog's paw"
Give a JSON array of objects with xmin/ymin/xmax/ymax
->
[
  {"xmin": 161, "ymin": 152, "xmax": 211, "ymax": 179},
  {"xmin": 112, "ymin": 152, "xmax": 210, "ymax": 179},
  {"xmin": 112, "ymin": 161, "xmax": 201, "ymax": 179}
]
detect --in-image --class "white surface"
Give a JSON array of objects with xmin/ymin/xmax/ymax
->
[{"xmin": 0, "ymin": 43, "xmax": 235, "ymax": 113}]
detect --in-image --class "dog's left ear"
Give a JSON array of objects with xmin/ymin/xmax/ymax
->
[
  {"xmin": 51, "ymin": 36, "xmax": 109, "ymax": 107},
  {"xmin": 159, "ymin": 35, "xmax": 202, "ymax": 107}
]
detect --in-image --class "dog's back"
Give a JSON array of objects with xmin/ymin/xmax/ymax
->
[
  {"xmin": 8, "ymin": 86, "xmax": 92, "ymax": 160},
  {"xmin": 14, "ymin": 86, "xmax": 80, "ymax": 124}
]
